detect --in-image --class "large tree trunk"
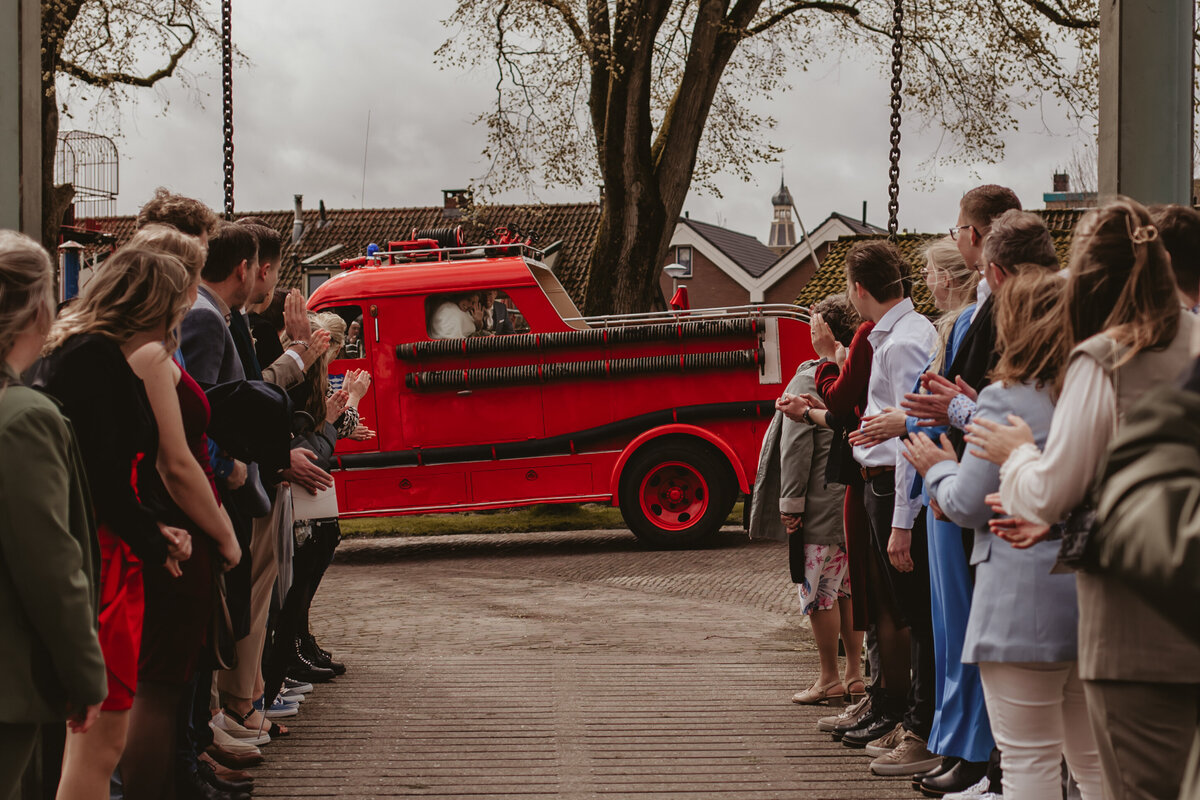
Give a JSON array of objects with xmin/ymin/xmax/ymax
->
[
  {"xmin": 40, "ymin": 7, "xmax": 77, "ymax": 254},
  {"xmin": 41, "ymin": 87, "xmax": 74, "ymax": 253},
  {"xmin": 580, "ymin": 0, "xmax": 744, "ymax": 316}
]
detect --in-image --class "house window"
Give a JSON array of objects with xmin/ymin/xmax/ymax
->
[{"xmin": 675, "ymin": 246, "xmax": 693, "ymax": 278}]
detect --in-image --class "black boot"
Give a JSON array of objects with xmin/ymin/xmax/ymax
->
[
  {"xmin": 288, "ymin": 638, "xmax": 335, "ymax": 684},
  {"xmin": 912, "ymin": 756, "xmax": 958, "ymax": 790},
  {"xmin": 178, "ymin": 767, "xmax": 251, "ymax": 800},
  {"xmin": 301, "ymin": 633, "xmax": 345, "ymax": 676},
  {"xmin": 197, "ymin": 760, "xmax": 254, "ymax": 795},
  {"xmin": 919, "ymin": 758, "xmax": 989, "ymax": 797}
]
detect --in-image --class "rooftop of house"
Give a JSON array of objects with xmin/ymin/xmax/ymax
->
[
  {"xmin": 83, "ymin": 201, "xmax": 602, "ymax": 306},
  {"xmin": 797, "ymin": 220, "xmax": 1077, "ymax": 317},
  {"xmin": 678, "ymin": 217, "xmax": 781, "ymax": 277}
]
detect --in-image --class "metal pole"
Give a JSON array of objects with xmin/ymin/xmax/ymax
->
[
  {"xmin": 0, "ymin": 0, "xmax": 41, "ymax": 237},
  {"xmin": 1098, "ymin": 0, "xmax": 1195, "ymax": 203}
]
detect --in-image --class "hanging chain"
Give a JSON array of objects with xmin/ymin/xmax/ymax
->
[
  {"xmin": 221, "ymin": 0, "xmax": 235, "ymax": 220},
  {"xmin": 886, "ymin": 0, "xmax": 903, "ymax": 239}
]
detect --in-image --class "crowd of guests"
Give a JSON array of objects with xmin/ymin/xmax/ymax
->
[
  {"xmin": 754, "ymin": 187, "xmax": 1200, "ymax": 800},
  {"xmin": 0, "ymin": 189, "xmax": 367, "ymax": 800}
]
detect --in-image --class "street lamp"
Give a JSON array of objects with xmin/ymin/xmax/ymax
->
[{"xmin": 663, "ymin": 262, "xmax": 688, "ymax": 294}]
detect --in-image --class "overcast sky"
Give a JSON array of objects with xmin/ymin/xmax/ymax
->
[{"xmin": 61, "ymin": 0, "xmax": 1095, "ymax": 244}]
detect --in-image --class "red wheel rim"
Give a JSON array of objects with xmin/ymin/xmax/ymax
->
[{"xmin": 638, "ymin": 461, "xmax": 709, "ymax": 531}]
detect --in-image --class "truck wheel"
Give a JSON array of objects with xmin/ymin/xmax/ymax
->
[{"xmin": 619, "ymin": 440, "xmax": 736, "ymax": 548}]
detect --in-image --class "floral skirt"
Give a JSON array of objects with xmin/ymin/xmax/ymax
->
[{"xmin": 797, "ymin": 543, "xmax": 850, "ymax": 616}]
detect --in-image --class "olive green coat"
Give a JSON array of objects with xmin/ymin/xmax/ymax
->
[{"xmin": 0, "ymin": 364, "xmax": 107, "ymax": 722}]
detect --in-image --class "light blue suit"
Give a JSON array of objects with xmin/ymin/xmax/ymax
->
[
  {"xmin": 909, "ymin": 308, "xmax": 994, "ymax": 762},
  {"xmin": 924, "ymin": 380, "xmax": 1079, "ymax": 664}
]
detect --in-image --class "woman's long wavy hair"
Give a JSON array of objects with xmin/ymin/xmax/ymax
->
[
  {"xmin": 286, "ymin": 312, "xmax": 347, "ymax": 424},
  {"xmin": 44, "ymin": 240, "xmax": 195, "ymax": 356},
  {"xmin": 924, "ymin": 237, "xmax": 980, "ymax": 375},
  {"xmin": 0, "ymin": 231, "xmax": 55, "ymax": 382},
  {"xmin": 1062, "ymin": 196, "xmax": 1180, "ymax": 376},
  {"xmin": 990, "ymin": 270, "xmax": 1071, "ymax": 395}
]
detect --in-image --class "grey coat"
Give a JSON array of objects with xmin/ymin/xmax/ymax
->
[
  {"xmin": 924, "ymin": 380, "xmax": 1079, "ymax": 663},
  {"xmin": 0, "ymin": 367, "xmax": 107, "ymax": 722},
  {"xmin": 181, "ymin": 286, "xmax": 270, "ymax": 516},
  {"xmin": 749, "ymin": 360, "xmax": 845, "ymax": 547}
]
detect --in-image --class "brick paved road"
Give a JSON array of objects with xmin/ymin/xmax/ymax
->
[{"xmin": 252, "ymin": 528, "xmax": 913, "ymax": 799}]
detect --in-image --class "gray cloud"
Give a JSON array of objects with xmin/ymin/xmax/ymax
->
[{"xmin": 63, "ymin": 0, "xmax": 1089, "ymax": 241}]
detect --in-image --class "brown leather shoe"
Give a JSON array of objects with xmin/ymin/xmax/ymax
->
[
  {"xmin": 205, "ymin": 742, "xmax": 265, "ymax": 769},
  {"xmin": 869, "ymin": 730, "xmax": 942, "ymax": 776}
]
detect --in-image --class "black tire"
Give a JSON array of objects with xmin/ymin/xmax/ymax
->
[{"xmin": 618, "ymin": 438, "xmax": 737, "ymax": 548}]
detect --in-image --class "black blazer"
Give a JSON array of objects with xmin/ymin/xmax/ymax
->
[
  {"xmin": 29, "ymin": 333, "xmax": 167, "ymax": 565},
  {"xmin": 944, "ymin": 295, "xmax": 998, "ymax": 455}
]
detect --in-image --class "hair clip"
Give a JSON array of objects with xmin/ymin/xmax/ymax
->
[{"xmin": 1124, "ymin": 214, "xmax": 1159, "ymax": 245}]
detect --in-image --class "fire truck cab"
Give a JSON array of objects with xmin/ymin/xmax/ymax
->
[{"xmin": 308, "ymin": 233, "xmax": 816, "ymax": 546}]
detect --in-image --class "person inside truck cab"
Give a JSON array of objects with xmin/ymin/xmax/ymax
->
[
  {"xmin": 342, "ymin": 318, "xmax": 362, "ymax": 358},
  {"xmin": 480, "ymin": 290, "xmax": 515, "ymax": 335},
  {"xmin": 428, "ymin": 293, "xmax": 478, "ymax": 339}
]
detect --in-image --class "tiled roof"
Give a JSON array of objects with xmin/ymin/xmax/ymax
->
[
  {"xmin": 796, "ymin": 229, "xmax": 1075, "ymax": 317},
  {"xmin": 797, "ymin": 234, "xmax": 940, "ymax": 316},
  {"xmin": 83, "ymin": 202, "xmax": 602, "ymax": 305},
  {"xmin": 680, "ymin": 218, "xmax": 779, "ymax": 277},
  {"xmin": 824, "ymin": 212, "xmax": 888, "ymax": 236},
  {"xmin": 1034, "ymin": 208, "xmax": 1087, "ymax": 232}
]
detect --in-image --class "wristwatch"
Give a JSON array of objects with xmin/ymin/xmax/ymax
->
[{"xmin": 802, "ymin": 407, "xmax": 813, "ymax": 425}]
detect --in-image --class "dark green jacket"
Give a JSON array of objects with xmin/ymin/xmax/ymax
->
[
  {"xmin": 1093, "ymin": 380, "xmax": 1200, "ymax": 646},
  {"xmin": 0, "ymin": 363, "xmax": 107, "ymax": 722}
]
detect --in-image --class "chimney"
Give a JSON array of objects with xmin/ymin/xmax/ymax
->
[
  {"xmin": 292, "ymin": 195, "xmax": 304, "ymax": 245},
  {"xmin": 1053, "ymin": 173, "xmax": 1069, "ymax": 193},
  {"xmin": 441, "ymin": 189, "xmax": 471, "ymax": 218},
  {"xmin": 862, "ymin": 201, "xmax": 867, "ymax": 225}
]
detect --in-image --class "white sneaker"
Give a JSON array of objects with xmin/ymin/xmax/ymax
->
[
  {"xmin": 211, "ymin": 711, "xmax": 270, "ymax": 747},
  {"xmin": 944, "ymin": 776, "xmax": 1001, "ymax": 799},
  {"xmin": 209, "ymin": 725, "xmax": 263, "ymax": 756}
]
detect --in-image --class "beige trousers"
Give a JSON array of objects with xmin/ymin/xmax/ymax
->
[
  {"xmin": 1084, "ymin": 679, "xmax": 1200, "ymax": 800},
  {"xmin": 216, "ymin": 487, "xmax": 283, "ymax": 703}
]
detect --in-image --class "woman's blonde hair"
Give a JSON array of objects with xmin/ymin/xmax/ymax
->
[
  {"xmin": 0, "ymin": 231, "xmax": 55, "ymax": 376},
  {"xmin": 990, "ymin": 270, "xmax": 1070, "ymax": 393},
  {"xmin": 126, "ymin": 223, "xmax": 206, "ymax": 281},
  {"xmin": 1063, "ymin": 196, "xmax": 1180, "ymax": 367},
  {"xmin": 923, "ymin": 237, "xmax": 979, "ymax": 374},
  {"xmin": 287, "ymin": 311, "xmax": 348, "ymax": 423},
  {"xmin": 45, "ymin": 244, "xmax": 194, "ymax": 355}
]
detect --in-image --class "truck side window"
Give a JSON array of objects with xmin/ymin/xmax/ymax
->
[
  {"xmin": 319, "ymin": 304, "xmax": 368, "ymax": 359},
  {"xmin": 425, "ymin": 290, "xmax": 531, "ymax": 339}
]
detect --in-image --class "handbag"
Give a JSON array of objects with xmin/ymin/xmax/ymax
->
[
  {"xmin": 209, "ymin": 569, "xmax": 239, "ymax": 670},
  {"xmin": 1054, "ymin": 337, "xmax": 1121, "ymax": 572},
  {"xmin": 1053, "ymin": 504, "xmax": 1097, "ymax": 571}
]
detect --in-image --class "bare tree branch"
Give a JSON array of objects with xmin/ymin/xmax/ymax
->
[
  {"xmin": 1017, "ymin": 0, "xmax": 1096, "ymax": 29},
  {"xmin": 530, "ymin": 0, "xmax": 593, "ymax": 54},
  {"xmin": 57, "ymin": 22, "xmax": 197, "ymax": 87},
  {"xmin": 747, "ymin": 0, "xmax": 862, "ymax": 35}
]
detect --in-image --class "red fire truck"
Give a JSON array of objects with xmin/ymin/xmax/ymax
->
[{"xmin": 308, "ymin": 230, "xmax": 816, "ymax": 546}]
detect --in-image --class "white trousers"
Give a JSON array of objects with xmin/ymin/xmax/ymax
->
[{"xmin": 978, "ymin": 661, "xmax": 1104, "ymax": 800}]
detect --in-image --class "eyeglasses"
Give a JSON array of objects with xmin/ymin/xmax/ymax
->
[{"xmin": 949, "ymin": 224, "xmax": 975, "ymax": 241}]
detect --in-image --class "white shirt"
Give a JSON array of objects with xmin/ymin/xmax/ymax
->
[
  {"xmin": 970, "ymin": 278, "xmax": 991, "ymax": 324},
  {"xmin": 998, "ymin": 356, "xmax": 1116, "ymax": 525},
  {"xmin": 429, "ymin": 301, "xmax": 476, "ymax": 339},
  {"xmin": 852, "ymin": 297, "xmax": 939, "ymax": 528}
]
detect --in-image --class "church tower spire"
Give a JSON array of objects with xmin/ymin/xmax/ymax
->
[{"xmin": 768, "ymin": 174, "xmax": 797, "ymax": 255}]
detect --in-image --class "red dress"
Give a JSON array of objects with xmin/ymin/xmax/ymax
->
[
  {"xmin": 815, "ymin": 321, "xmax": 875, "ymax": 630},
  {"xmin": 137, "ymin": 364, "xmax": 219, "ymax": 685},
  {"xmin": 97, "ymin": 467, "xmax": 145, "ymax": 711}
]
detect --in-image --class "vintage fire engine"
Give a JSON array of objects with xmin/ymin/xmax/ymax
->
[{"xmin": 307, "ymin": 227, "xmax": 816, "ymax": 546}]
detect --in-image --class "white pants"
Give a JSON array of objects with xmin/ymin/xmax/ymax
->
[{"xmin": 978, "ymin": 661, "xmax": 1104, "ymax": 800}]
